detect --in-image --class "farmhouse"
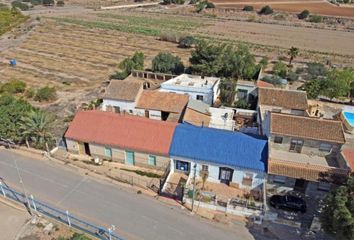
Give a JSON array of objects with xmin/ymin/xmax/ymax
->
[
  {"xmin": 164, "ymin": 123, "xmax": 268, "ymax": 201},
  {"xmin": 64, "ymin": 110, "xmax": 176, "ymax": 170},
  {"xmin": 135, "ymin": 90, "xmax": 189, "ymax": 122},
  {"xmin": 266, "ymin": 112, "xmax": 350, "ymax": 195},
  {"xmin": 257, "ymin": 87, "xmax": 308, "ymax": 135},
  {"xmin": 159, "ymin": 74, "xmax": 220, "ymax": 106}
]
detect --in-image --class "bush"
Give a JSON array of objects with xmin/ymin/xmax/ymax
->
[
  {"xmin": 0, "ymin": 80, "xmax": 26, "ymax": 94},
  {"xmin": 206, "ymin": 1, "xmax": 215, "ymax": 8},
  {"xmin": 298, "ymin": 9, "xmax": 310, "ymax": 19},
  {"xmin": 152, "ymin": 52, "xmax": 184, "ymax": 75},
  {"xmin": 56, "ymin": 0, "xmax": 64, "ymax": 6},
  {"xmin": 259, "ymin": 57, "xmax": 268, "ymax": 68},
  {"xmin": 272, "ymin": 61, "xmax": 287, "ymax": 78},
  {"xmin": 110, "ymin": 71, "xmax": 129, "ymax": 80},
  {"xmin": 243, "ymin": 5, "xmax": 254, "ymax": 11},
  {"xmin": 286, "ymin": 70, "xmax": 299, "ymax": 82},
  {"xmin": 42, "ymin": 0, "xmax": 54, "ymax": 6},
  {"xmin": 309, "ymin": 15, "xmax": 323, "ymax": 23},
  {"xmin": 31, "ymin": 0, "xmax": 42, "ymax": 5},
  {"xmin": 159, "ymin": 31, "xmax": 180, "ymax": 43},
  {"xmin": 258, "ymin": 5, "xmax": 273, "ymax": 15},
  {"xmin": 196, "ymin": 1, "xmax": 206, "ymax": 12},
  {"xmin": 178, "ymin": 36, "xmax": 196, "ymax": 48},
  {"xmin": 25, "ymin": 87, "xmax": 35, "ymax": 98},
  {"xmin": 11, "ymin": 1, "xmax": 29, "ymax": 11},
  {"xmin": 234, "ymin": 99, "xmax": 250, "ymax": 109},
  {"xmin": 306, "ymin": 62, "xmax": 327, "ymax": 79},
  {"xmin": 34, "ymin": 86, "xmax": 57, "ymax": 102}
]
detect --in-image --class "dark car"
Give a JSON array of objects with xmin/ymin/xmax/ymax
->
[{"xmin": 270, "ymin": 195, "xmax": 307, "ymax": 213}]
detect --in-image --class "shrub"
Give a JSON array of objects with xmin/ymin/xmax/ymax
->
[
  {"xmin": 159, "ymin": 31, "xmax": 180, "ymax": 43},
  {"xmin": 234, "ymin": 99, "xmax": 250, "ymax": 109},
  {"xmin": 286, "ymin": 70, "xmax": 299, "ymax": 82},
  {"xmin": 243, "ymin": 5, "xmax": 254, "ymax": 11},
  {"xmin": 178, "ymin": 36, "xmax": 196, "ymax": 48},
  {"xmin": 309, "ymin": 15, "xmax": 323, "ymax": 23},
  {"xmin": 25, "ymin": 87, "xmax": 36, "ymax": 98},
  {"xmin": 298, "ymin": 9, "xmax": 310, "ymax": 19},
  {"xmin": 0, "ymin": 80, "xmax": 26, "ymax": 94},
  {"xmin": 190, "ymin": 0, "xmax": 198, "ymax": 3},
  {"xmin": 110, "ymin": 71, "xmax": 129, "ymax": 80},
  {"xmin": 258, "ymin": 5, "xmax": 273, "ymax": 15},
  {"xmin": 152, "ymin": 52, "xmax": 184, "ymax": 75},
  {"xmin": 11, "ymin": 1, "xmax": 29, "ymax": 11},
  {"xmin": 31, "ymin": 0, "xmax": 42, "ymax": 5},
  {"xmin": 306, "ymin": 62, "xmax": 327, "ymax": 79},
  {"xmin": 56, "ymin": 0, "xmax": 64, "ymax": 6},
  {"xmin": 196, "ymin": 1, "xmax": 206, "ymax": 12},
  {"xmin": 206, "ymin": 1, "xmax": 215, "ymax": 8},
  {"xmin": 42, "ymin": 0, "xmax": 54, "ymax": 6},
  {"xmin": 272, "ymin": 61, "xmax": 287, "ymax": 78},
  {"xmin": 34, "ymin": 86, "xmax": 57, "ymax": 102},
  {"xmin": 273, "ymin": 13, "xmax": 286, "ymax": 21}
]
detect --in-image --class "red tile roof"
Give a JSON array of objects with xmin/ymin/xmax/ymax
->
[
  {"xmin": 256, "ymin": 80, "xmax": 274, "ymax": 88},
  {"xmin": 342, "ymin": 147, "xmax": 354, "ymax": 173},
  {"xmin": 64, "ymin": 110, "xmax": 177, "ymax": 156}
]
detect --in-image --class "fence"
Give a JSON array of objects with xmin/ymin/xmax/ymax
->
[{"xmin": 0, "ymin": 182, "xmax": 124, "ymax": 240}]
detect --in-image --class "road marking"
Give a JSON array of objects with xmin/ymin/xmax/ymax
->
[{"xmin": 56, "ymin": 177, "xmax": 86, "ymax": 205}]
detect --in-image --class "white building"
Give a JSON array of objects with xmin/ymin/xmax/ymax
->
[{"xmin": 159, "ymin": 74, "xmax": 220, "ymax": 106}]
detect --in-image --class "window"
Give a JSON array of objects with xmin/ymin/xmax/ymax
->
[
  {"xmin": 148, "ymin": 155, "xmax": 156, "ymax": 166},
  {"xmin": 274, "ymin": 136, "xmax": 283, "ymax": 144},
  {"xmin": 201, "ymin": 165, "xmax": 208, "ymax": 172},
  {"xmin": 273, "ymin": 175, "xmax": 286, "ymax": 184},
  {"xmin": 242, "ymin": 173, "xmax": 253, "ymax": 187},
  {"xmin": 125, "ymin": 151, "xmax": 135, "ymax": 165},
  {"xmin": 196, "ymin": 95, "xmax": 204, "ymax": 101},
  {"xmin": 237, "ymin": 89, "xmax": 248, "ymax": 100},
  {"xmin": 175, "ymin": 160, "xmax": 189, "ymax": 172},
  {"xmin": 129, "ymin": 109, "xmax": 133, "ymax": 114},
  {"xmin": 289, "ymin": 139, "xmax": 303, "ymax": 153},
  {"xmin": 104, "ymin": 147, "xmax": 112, "ymax": 158},
  {"xmin": 319, "ymin": 143, "xmax": 332, "ymax": 152},
  {"xmin": 113, "ymin": 106, "xmax": 120, "ymax": 113}
]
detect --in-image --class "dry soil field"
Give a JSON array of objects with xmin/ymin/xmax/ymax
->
[{"xmin": 212, "ymin": 0, "xmax": 354, "ymax": 18}]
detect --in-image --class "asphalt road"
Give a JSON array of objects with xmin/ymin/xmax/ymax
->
[{"xmin": 0, "ymin": 149, "xmax": 255, "ymax": 240}]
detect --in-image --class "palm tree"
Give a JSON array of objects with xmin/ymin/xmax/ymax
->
[
  {"xmin": 19, "ymin": 110, "xmax": 55, "ymax": 152},
  {"xmin": 288, "ymin": 46, "xmax": 299, "ymax": 65}
]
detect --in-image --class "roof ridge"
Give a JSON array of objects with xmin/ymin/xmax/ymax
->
[{"xmin": 271, "ymin": 112, "xmax": 342, "ymax": 123}]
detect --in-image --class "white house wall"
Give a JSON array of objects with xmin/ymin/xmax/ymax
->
[{"xmin": 102, "ymin": 99, "xmax": 136, "ymax": 113}]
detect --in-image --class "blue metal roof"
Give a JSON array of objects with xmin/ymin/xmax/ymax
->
[{"xmin": 169, "ymin": 124, "xmax": 268, "ymax": 172}]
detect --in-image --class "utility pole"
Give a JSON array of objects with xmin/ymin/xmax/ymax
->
[
  {"xmin": 14, "ymin": 159, "xmax": 32, "ymax": 215},
  {"xmin": 191, "ymin": 163, "xmax": 197, "ymax": 213}
]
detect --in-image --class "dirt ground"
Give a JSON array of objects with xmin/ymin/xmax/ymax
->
[
  {"xmin": 212, "ymin": 0, "xmax": 354, "ymax": 18},
  {"xmin": 0, "ymin": 201, "xmax": 29, "ymax": 240}
]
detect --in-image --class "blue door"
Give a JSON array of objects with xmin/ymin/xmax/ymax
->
[{"xmin": 125, "ymin": 151, "xmax": 135, "ymax": 165}]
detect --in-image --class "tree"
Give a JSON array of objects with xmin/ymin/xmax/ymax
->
[
  {"xmin": 199, "ymin": 170, "xmax": 209, "ymax": 190},
  {"xmin": 190, "ymin": 40, "xmax": 224, "ymax": 76},
  {"xmin": 288, "ymin": 46, "xmax": 299, "ymax": 65},
  {"xmin": 320, "ymin": 176, "xmax": 354, "ymax": 240},
  {"xmin": 0, "ymin": 95, "xmax": 33, "ymax": 143},
  {"xmin": 152, "ymin": 52, "xmax": 184, "ymax": 74},
  {"xmin": 243, "ymin": 5, "xmax": 254, "ymax": 11},
  {"xmin": 306, "ymin": 62, "xmax": 327, "ymax": 80},
  {"xmin": 258, "ymin": 5, "xmax": 273, "ymax": 15},
  {"xmin": 19, "ymin": 109, "xmax": 55, "ymax": 151},
  {"xmin": 272, "ymin": 61, "xmax": 287, "ymax": 78},
  {"xmin": 111, "ymin": 52, "xmax": 144, "ymax": 80},
  {"xmin": 298, "ymin": 79, "xmax": 324, "ymax": 99},
  {"xmin": 219, "ymin": 79, "xmax": 236, "ymax": 106},
  {"xmin": 298, "ymin": 9, "xmax": 310, "ymax": 20},
  {"xmin": 259, "ymin": 57, "xmax": 268, "ymax": 69},
  {"xmin": 321, "ymin": 68, "xmax": 354, "ymax": 99}
]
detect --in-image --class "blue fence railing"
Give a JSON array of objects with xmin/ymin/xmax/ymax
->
[{"xmin": 0, "ymin": 183, "xmax": 124, "ymax": 240}]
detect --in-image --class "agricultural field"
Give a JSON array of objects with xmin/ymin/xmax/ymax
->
[
  {"xmin": 211, "ymin": 0, "xmax": 354, "ymax": 18},
  {"xmin": 0, "ymin": 4, "xmax": 29, "ymax": 35}
]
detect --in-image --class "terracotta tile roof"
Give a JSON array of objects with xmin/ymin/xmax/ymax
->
[
  {"xmin": 270, "ymin": 113, "xmax": 346, "ymax": 144},
  {"xmin": 256, "ymin": 80, "xmax": 274, "ymax": 88},
  {"xmin": 103, "ymin": 80, "xmax": 143, "ymax": 102},
  {"xmin": 258, "ymin": 88, "xmax": 308, "ymax": 110},
  {"xmin": 342, "ymin": 147, "xmax": 354, "ymax": 172},
  {"xmin": 269, "ymin": 159, "xmax": 348, "ymax": 182},
  {"xmin": 136, "ymin": 90, "xmax": 189, "ymax": 113},
  {"xmin": 64, "ymin": 110, "xmax": 177, "ymax": 156},
  {"xmin": 183, "ymin": 108, "xmax": 211, "ymax": 126}
]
